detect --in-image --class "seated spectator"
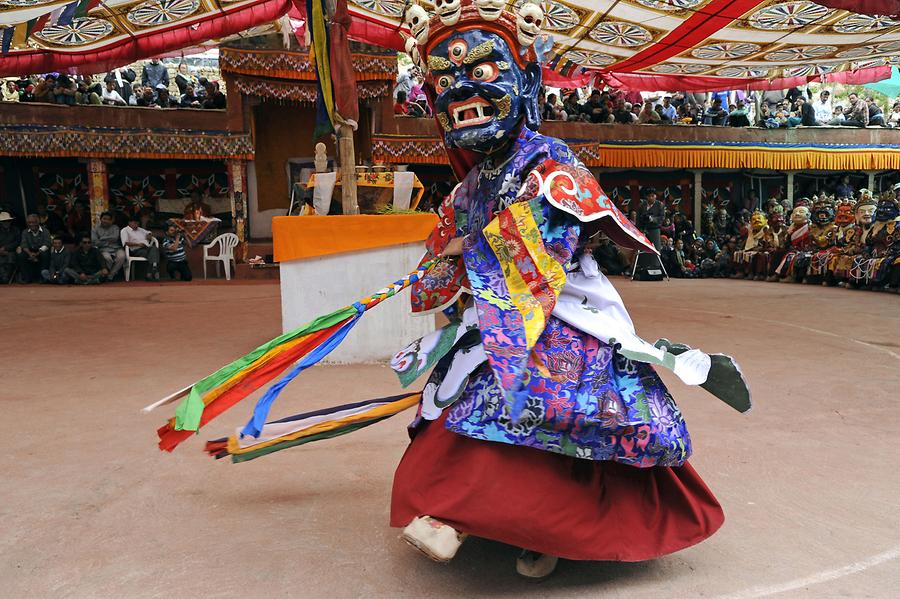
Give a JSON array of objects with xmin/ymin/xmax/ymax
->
[
  {"xmin": 104, "ymin": 67, "xmax": 136, "ymax": 104},
  {"xmin": 16, "ymin": 214, "xmax": 51, "ymax": 283},
  {"xmin": 121, "ymin": 215, "xmax": 160, "ymax": 280},
  {"xmin": 866, "ymin": 97, "xmax": 885, "ymax": 127},
  {"xmin": 637, "ymin": 100, "xmax": 661, "ymax": 124},
  {"xmin": 41, "ymin": 236, "xmax": 71, "ymax": 284},
  {"xmin": 658, "ymin": 96, "xmax": 676, "ymax": 122},
  {"xmin": 887, "ymin": 102, "xmax": 900, "ymax": 128},
  {"xmin": 562, "ymin": 92, "xmax": 585, "ymax": 121},
  {"xmin": 65, "ymin": 236, "xmax": 107, "ymax": 284},
  {"xmin": 32, "ymin": 74, "xmax": 56, "ymax": 103},
  {"xmin": 654, "ymin": 104, "xmax": 669, "ymax": 124},
  {"xmin": 612, "ymin": 98, "xmax": 635, "ymax": 124},
  {"xmin": 841, "ymin": 93, "xmax": 869, "ymax": 127},
  {"xmin": 91, "ymin": 211, "xmax": 125, "ymax": 281},
  {"xmin": 703, "ymin": 98, "xmax": 728, "ymax": 125},
  {"xmin": 101, "ymin": 80, "xmax": 126, "ymax": 106},
  {"xmin": 394, "ymin": 90, "xmax": 410, "ymax": 115},
  {"xmin": 76, "ymin": 80, "xmax": 101, "ymax": 105},
  {"xmin": 0, "ymin": 211, "xmax": 19, "ymax": 283},
  {"xmin": 129, "ymin": 83, "xmax": 142, "ymax": 106},
  {"xmin": 154, "ymin": 84, "xmax": 177, "ymax": 108},
  {"xmin": 162, "ymin": 223, "xmax": 192, "ymax": 281},
  {"xmin": 53, "ymin": 74, "xmax": 77, "ymax": 106},
  {"xmin": 812, "ymin": 90, "xmax": 832, "ymax": 125},
  {"xmin": 543, "ymin": 93, "xmax": 565, "ymax": 121},
  {"xmin": 179, "ymin": 84, "xmax": 202, "ymax": 108},
  {"xmin": 670, "ymin": 238, "xmax": 695, "ymax": 278},
  {"xmin": 798, "ymin": 96, "xmax": 817, "ymax": 126},
  {"xmin": 136, "ymin": 86, "xmax": 155, "ymax": 107},
  {"xmin": 828, "ymin": 105, "xmax": 845, "ymax": 125},
  {"xmin": 3, "ymin": 79, "xmax": 19, "ymax": 102},
  {"xmin": 201, "ymin": 81, "xmax": 226, "ymax": 109},
  {"xmin": 581, "ymin": 90, "xmax": 610, "ymax": 124},
  {"xmin": 727, "ymin": 101, "xmax": 751, "ymax": 127}
]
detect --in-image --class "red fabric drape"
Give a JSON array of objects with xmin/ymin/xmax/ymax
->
[
  {"xmin": 599, "ymin": 65, "xmax": 892, "ymax": 93},
  {"xmin": 0, "ymin": 0, "xmax": 291, "ymax": 77},
  {"xmin": 815, "ymin": 0, "xmax": 900, "ymax": 16},
  {"xmin": 326, "ymin": 0, "xmax": 360, "ymax": 125},
  {"xmin": 612, "ymin": 0, "xmax": 763, "ymax": 73}
]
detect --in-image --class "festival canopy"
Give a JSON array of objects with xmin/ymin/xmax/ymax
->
[{"xmin": 2, "ymin": 0, "xmax": 900, "ymax": 89}]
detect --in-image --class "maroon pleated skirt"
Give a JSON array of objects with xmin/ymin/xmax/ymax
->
[{"xmin": 390, "ymin": 414, "xmax": 724, "ymax": 562}]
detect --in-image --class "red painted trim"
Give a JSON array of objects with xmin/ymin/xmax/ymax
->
[
  {"xmin": 610, "ymin": 0, "xmax": 762, "ymax": 73},
  {"xmin": 0, "ymin": 0, "xmax": 291, "ymax": 77}
]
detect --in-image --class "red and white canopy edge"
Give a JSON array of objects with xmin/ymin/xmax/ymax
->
[{"xmin": 1, "ymin": 0, "xmax": 899, "ymax": 90}]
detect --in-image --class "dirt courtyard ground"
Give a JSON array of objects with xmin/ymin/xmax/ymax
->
[{"xmin": 1, "ymin": 278, "xmax": 898, "ymax": 598}]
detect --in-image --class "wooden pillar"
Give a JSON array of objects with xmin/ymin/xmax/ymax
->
[
  {"xmin": 786, "ymin": 171, "xmax": 795, "ymax": 206},
  {"xmin": 692, "ymin": 170, "xmax": 703, "ymax": 235},
  {"xmin": 227, "ymin": 159, "xmax": 249, "ymax": 263},
  {"xmin": 337, "ymin": 124, "xmax": 359, "ymax": 215},
  {"xmin": 87, "ymin": 159, "xmax": 109, "ymax": 226},
  {"xmin": 867, "ymin": 170, "xmax": 876, "ymax": 193}
]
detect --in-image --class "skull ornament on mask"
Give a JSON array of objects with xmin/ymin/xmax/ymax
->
[
  {"xmin": 405, "ymin": 4, "xmax": 430, "ymax": 45},
  {"xmin": 475, "ymin": 0, "xmax": 505, "ymax": 21},
  {"xmin": 435, "ymin": 0, "xmax": 462, "ymax": 26},
  {"xmin": 516, "ymin": 1, "xmax": 543, "ymax": 47}
]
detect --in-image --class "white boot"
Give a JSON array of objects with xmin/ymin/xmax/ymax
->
[
  {"xmin": 401, "ymin": 516, "xmax": 466, "ymax": 563},
  {"xmin": 516, "ymin": 549, "xmax": 559, "ymax": 579}
]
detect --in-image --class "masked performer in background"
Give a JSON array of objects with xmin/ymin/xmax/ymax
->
[{"xmin": 388, "ymin": 0, "xmax": 750, "ymax": 578}]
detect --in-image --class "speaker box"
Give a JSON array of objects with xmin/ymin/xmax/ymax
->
[{"xmin": 632, "ymin": 251, "xmax": 665, "ymax": 281}]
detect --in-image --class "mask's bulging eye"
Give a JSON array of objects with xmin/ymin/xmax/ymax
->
[
  {"xmin": 470, "ymin": 63, "xmax": 497, "ymax": 82},
  {"xmin": 436, "ymin": 74, "xmax": 455, "ymax": 93},
  {"xmin": 448, "ymin": 39, "xmax": 468, "ymax": 65}
]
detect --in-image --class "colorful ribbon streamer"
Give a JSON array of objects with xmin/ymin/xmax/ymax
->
[{"xmin": 154, "ymin": 259, "xmax": 439, "ymax": 453}]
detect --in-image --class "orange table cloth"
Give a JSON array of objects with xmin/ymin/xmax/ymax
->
[{"xmin": 272, "ymin": 213, "xmax": 438, "ymax": 263}]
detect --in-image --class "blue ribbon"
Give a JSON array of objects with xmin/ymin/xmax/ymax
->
[{"xmin": 240, "ymin": 313, "xmax": 363, "ymax": 438}]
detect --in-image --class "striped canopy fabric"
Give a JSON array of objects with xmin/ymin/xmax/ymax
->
[{"xmin": 1, "ymin": 0, "xmax": 899, "ymax": 86}]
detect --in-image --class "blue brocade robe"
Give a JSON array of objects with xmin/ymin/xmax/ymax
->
[{"xmin": 395, "ymin": 128, "xmax": 693, "ymax": 468}]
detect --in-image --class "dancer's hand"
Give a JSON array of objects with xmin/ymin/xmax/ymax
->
[{"xmin": 441, "ymin": 236, "xmax": 466, "ymax": 257}]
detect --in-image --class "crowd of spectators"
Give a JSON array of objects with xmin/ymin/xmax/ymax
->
[
  {"xmin": 392, "ymin": 68, "xmax": 900, "ymax": 129},
  {"xmin": 540, "ymin": 87, "xmax": 900, "ymax": 129},
  {"xmin": 0, "ymin": 200, "xmax": 203, "ymax": 284},
  {"xmin": 1, "ymin": 59, "xmax": 226, "ymax": 110},
  {"xmin": 393, "ymin": 66, "xmax": 431, "ymax": 117},
  {"xmin": 589, "ymin": 174, "xmax": 897, "ymax": 281}
]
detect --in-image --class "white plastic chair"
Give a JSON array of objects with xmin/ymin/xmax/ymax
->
[
  {"xmin": 122, "ymin": 234, "xmax": 159, "ymax": 282},
  {"xmin": 203, "ymin": 232, "xmax": 239, "ymax": 280}
]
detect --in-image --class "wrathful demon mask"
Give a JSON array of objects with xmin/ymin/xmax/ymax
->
[
  {"xmin": 834, "ymin": 201, "xmax": 854, "ymax": 226},
  {"xmin": 403, "ymin": 0, "xmax": 543, "ymax": 154},
  {"xmin": 811, "ymin": 202, "xmax": 835, "ymax": 226},
  {"xmin": 875, "ymin": 197, "xmax": 899, "ymax": 222}
]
